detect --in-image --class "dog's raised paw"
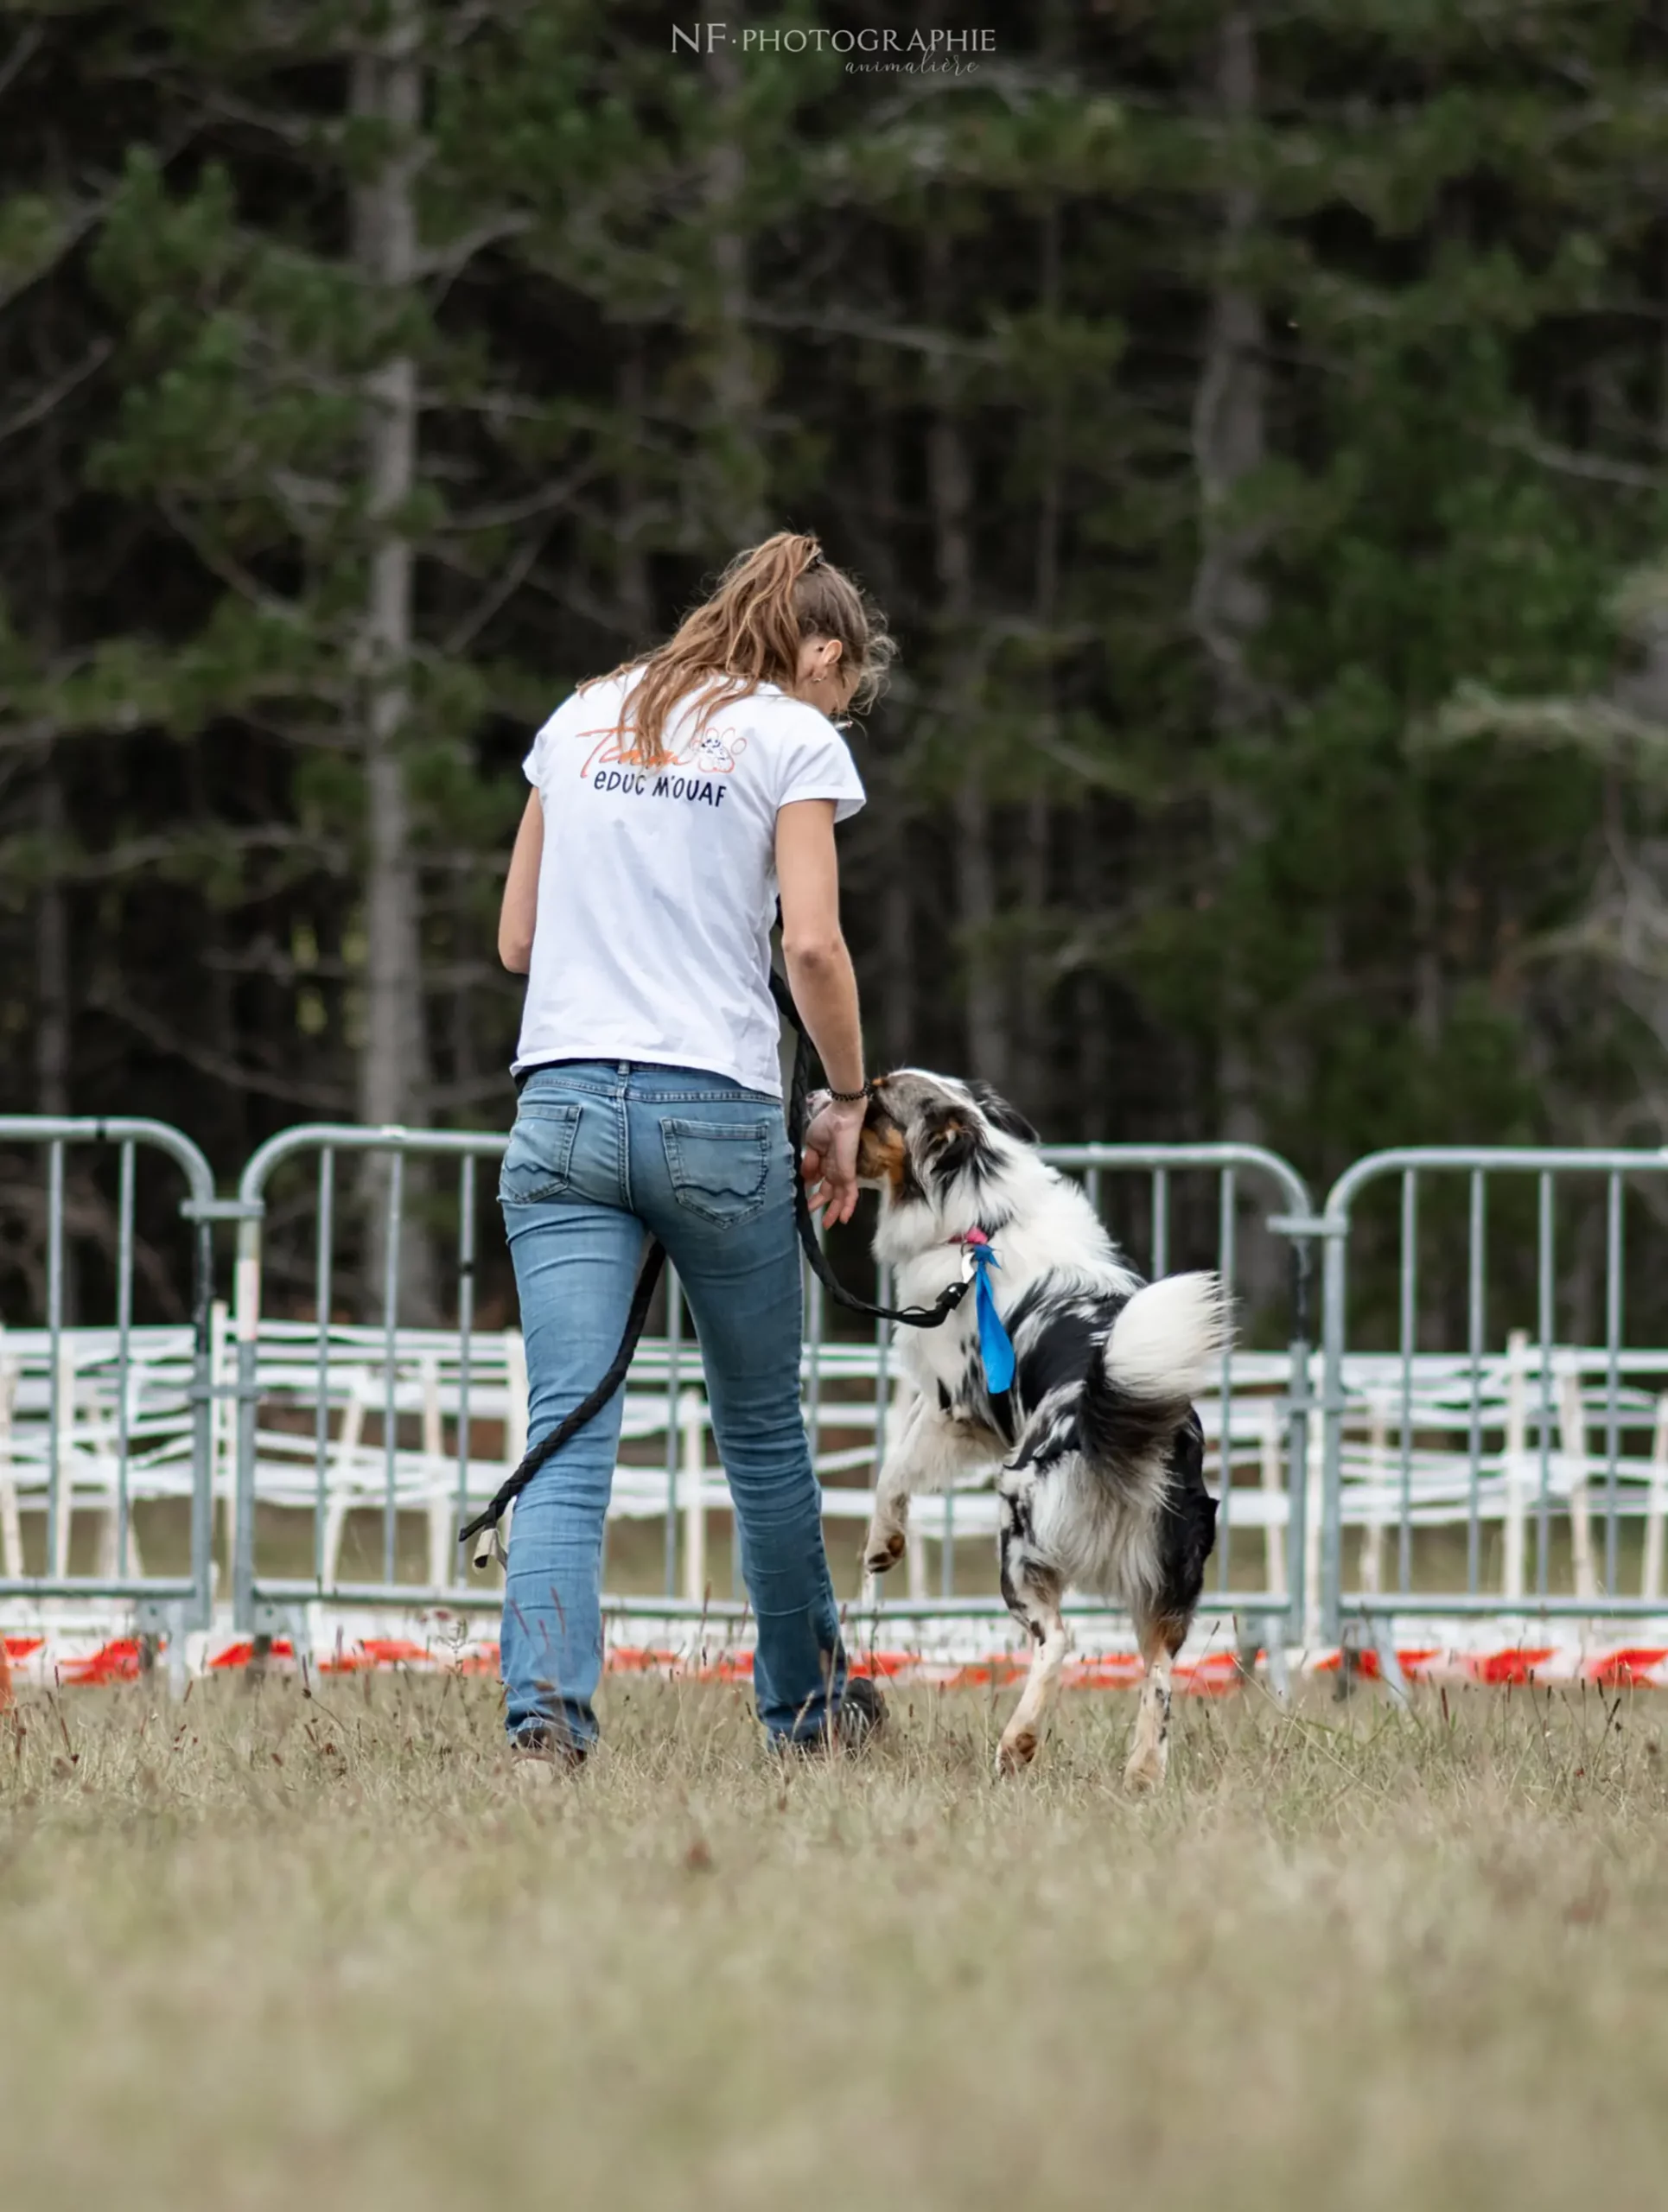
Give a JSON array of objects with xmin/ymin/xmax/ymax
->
[
  {"xmin": 996, "ymin": 1728, "xmax": 1038, "ymax": 1777},
  {"xmin": 862, "ymin": 1529, "xmax": 907, "ymax": 1576}
]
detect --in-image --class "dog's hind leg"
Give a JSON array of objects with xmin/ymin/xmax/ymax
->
[
  {"xmin": 1124, "ymin": 1606, "xmax": 1185, "ymax": 1793},
  {"xmin": 1124, "ymin": 1414, "xmax": 1216, "ymax": 1792},
  {"xmin": 995, "ymin": 1486, "xmax": 1069, "ymax": 1776}
]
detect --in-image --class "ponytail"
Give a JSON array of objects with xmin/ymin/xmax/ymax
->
[{"xmin": 595, "ymin": 531, "xmax": 894, "ymax": 767}]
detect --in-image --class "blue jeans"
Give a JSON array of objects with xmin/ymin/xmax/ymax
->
[{"xmin": 498, "ymin": 1060, "xmax": 846, "ymax": 1750}]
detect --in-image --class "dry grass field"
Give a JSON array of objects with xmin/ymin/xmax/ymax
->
[{"xmin": 3, "ymin": 1669, "xmax": 1667, "ymax": 2211}]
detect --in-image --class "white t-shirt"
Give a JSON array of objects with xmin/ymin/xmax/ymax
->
[{"xmin": 512, "ymin": 674, "xmax": 865, "ymax": 1096}]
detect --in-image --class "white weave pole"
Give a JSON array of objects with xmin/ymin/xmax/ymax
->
[
  {"xmin": 54, "ymin": 1333, "xmax": 77, "ymax": 1577},
  {"xmin": 210, "ymin": 1299, "xmax": 232, "ymax": 1582},
  {"xmin": 1303, "ymin": 1416, "xmax": 1322, "ymax": 1645},
  {"xmin": 1558, "ymin": 1368, "xmax": 1596, "ymax": 1607},
  {"xmin": 1360, "ymin": 1400, "xmax": 1388, "ymax": 1597},
  {"xmin": 91, "ymin": 1362, "xmax": 137, "ymax": 1580},
  {"xmin": 322, "ymin": 1384, "xmax": 365, "ymax": 1588},
  {"xmin": 1643, "ymin": 1397, "xmax": 1668, "ymax": 1605},
  {"xmin": 1504, "ymin": 1330, "xmax": 1529, "ymax": 1602},
  {"xmin": 422, "ymin": 1354, "xmax": 451, "ymax": 1590},
  {"xmin": 1260, "ymin": 1395, "xmax": 1286, "ymax": 1599},
  {"xmin": 0, "ymin": 1329, "xmax": 21, "ymax": 1580}
]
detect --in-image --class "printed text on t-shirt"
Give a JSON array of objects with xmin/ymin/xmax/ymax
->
[{"xmin": 589, "ymin": 767, "xmax": 729, "ymax": 808}]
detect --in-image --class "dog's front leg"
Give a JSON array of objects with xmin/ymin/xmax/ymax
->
[
  {"xmin": 866, "ymin": 1395, "xmax": 1008, "ymax": 1578},
  {"xmin": 863, "ymin": 1391, "xmax": 929, "ymax": 1576}
]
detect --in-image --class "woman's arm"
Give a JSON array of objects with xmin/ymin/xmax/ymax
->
[
  {"xmin": 776, "ymin": 798, "xmax": 866, "ymax": 1225},
  {"xmin": 776, "ymin": 800, "xmax": 864, "ymax": 1092},
  {"xmin": 499, "ymin": 790, "xmax": 543, "ymax": 974}
]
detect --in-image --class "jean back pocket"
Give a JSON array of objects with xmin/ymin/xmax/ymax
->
[
  {"xmin": 499, "ymin": 1100, "xmax": 583, "ymax": 1205},
  {"xmin": 660, "ymin": 1117, "xmax": 774, "ymax": 1228}
]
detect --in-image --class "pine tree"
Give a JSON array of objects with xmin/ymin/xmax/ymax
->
[
  {"xmin": 4, "ymin": 0, "xmax": 1668, "ymax": 1333},
  {"xmin": 81, "ymin": 0, "xmax": 554, "ymax": 1310}
]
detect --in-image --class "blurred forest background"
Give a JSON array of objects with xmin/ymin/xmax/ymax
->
[{"xmin": 3, "ymin": 0, "xmax": 1668, "ymax": 1322}]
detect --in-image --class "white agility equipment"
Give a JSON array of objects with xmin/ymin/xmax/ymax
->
[
  {"xmin": 3, "ymin": 1318, "xmax": 1667, "ymax": 1687},
  {"xmin": 5, "ymin": 1119, "xmax": 1668, "ymax": 1694}
]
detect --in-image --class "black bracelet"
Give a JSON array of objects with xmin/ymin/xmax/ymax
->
[{"xmin": 826, "ymin": 1081, "xmax": 871, "ymax": 1103}]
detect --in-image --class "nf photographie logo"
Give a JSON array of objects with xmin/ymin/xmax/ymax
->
[{"xmin": 672, "ymin": 22, "xmax": 995, "ymax": 73}]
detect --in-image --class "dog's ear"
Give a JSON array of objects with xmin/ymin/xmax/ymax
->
[
  {"xmin": 968, "ymin": 1082, "xmax": 1039, "ymax": 1147},
  {"xmin": 920, "ymin": 1103, "xmax": 982, "ymax": 1184}
]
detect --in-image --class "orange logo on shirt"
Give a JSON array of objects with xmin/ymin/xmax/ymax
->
[{"xmin": 579, "ymin": 725, "xmax": 748, "ymax": 781}]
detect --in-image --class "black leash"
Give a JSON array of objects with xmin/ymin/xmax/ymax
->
[
  {"xmin": 766, "ymin": 969, "xmax": 982, "ymax": 1334},
  {"xmin": 459, "ymin": 976, "xmax": 975, "ymax": 1567}
]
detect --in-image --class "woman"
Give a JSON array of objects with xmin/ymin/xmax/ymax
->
[{"xmin": 495, "ymin": 532, "xmax": 891, "ymax": 1763}]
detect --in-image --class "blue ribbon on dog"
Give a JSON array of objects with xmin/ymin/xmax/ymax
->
[{"xmin": 962, "ymin": 1230, "xmax": 1015, "ymax": 1395}]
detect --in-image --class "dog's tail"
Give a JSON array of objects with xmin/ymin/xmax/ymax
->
[{"xmin": 1079, "ymin": 1273, "xmax": 1234, "ymax": 1478}]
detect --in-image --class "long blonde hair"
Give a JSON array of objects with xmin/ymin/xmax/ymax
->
[{"xmin": 597, "ymin": 532, "xmax": 894, "ymax": 768}]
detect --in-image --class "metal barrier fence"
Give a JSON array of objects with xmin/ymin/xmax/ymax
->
[
  {"xmin": 1319, "ymin": 1146, "xmax": 1668, "ymax": 1671},
  {"xmin": 15, "ymin": 1110, "xmax": 1668, "ymax": 1675},
  {"xmin": 226, "ymin": 1122, "xmax": 1317, "ymax": 1651},
  {"xmin": 0, "ymin": 1116, "xmax": 224, "ymax": 1649},
  {"xmin": 231, "ymin": 1124, "xmax": 506, "ymax": 1643}
]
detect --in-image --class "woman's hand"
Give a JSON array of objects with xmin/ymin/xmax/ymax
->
[{"xmin": 800, "ymin": 1095, "xmax": 867, "ymax": 1227}]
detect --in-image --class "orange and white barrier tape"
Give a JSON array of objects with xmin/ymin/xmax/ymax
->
[{"xmin": 5, "ymin": 1618, "xmax": 1668, "ymax": 1694}]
